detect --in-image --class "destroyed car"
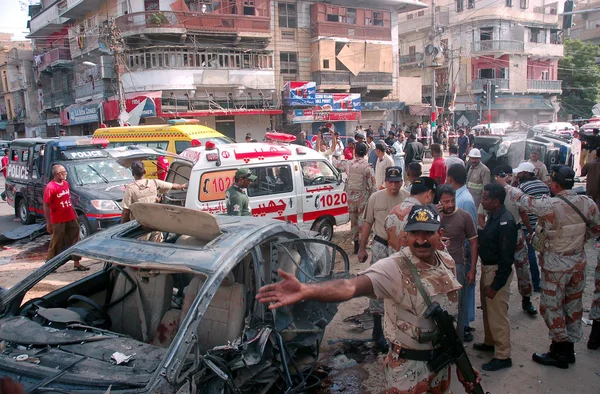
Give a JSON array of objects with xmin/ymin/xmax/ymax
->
[{"xmin": 0, "ymin": 203, "xmax": 350, "ymax": 393}]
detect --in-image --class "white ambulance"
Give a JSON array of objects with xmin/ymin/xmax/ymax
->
[{"xmin": 162, "ymin": 133, "xmax": 349, "ymax": 240}]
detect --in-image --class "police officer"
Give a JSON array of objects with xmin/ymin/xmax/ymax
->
[
  {"xmin": 357, "ymin": 166, "xmax": 409, "ymax": 351},
  {"xmin": 256, "ymin": 205, "xmax": 481, "ymax": 393},
  {"xmin": 466, "ymin": 148, "xmax": 490, "ymax": 208},
  {"xmin": 225, "ymin": 168, "xmax": 257, "ymax": 216},
  {"xmin": 589, "ymin": 254, "xmax": 600, "ymax": 350},
  {"xmin": 345, "ymin": 142, "xmax": 374, "ymax": 254},
  {"xmin": 496, "ymin": 165, "xmax": 600, "ymax": 368}
]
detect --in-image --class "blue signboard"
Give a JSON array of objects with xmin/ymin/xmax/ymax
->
[
  {"xmin": 283, "ymin": 81, "xmax": 316, "ymax": 106},
  {"xmin": 69, "ymin": 103, "xmax": 100, "ymax": 125}
]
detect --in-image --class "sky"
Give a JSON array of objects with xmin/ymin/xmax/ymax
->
[{"xmin": 0, "ymin": 0, "xmax": 32, "ymax": 41}]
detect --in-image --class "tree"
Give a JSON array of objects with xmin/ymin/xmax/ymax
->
[{"xmin": 558, "ymin": 39, "xmax": 600, "ymax": 119}]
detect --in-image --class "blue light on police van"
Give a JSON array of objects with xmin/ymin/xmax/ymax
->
[{"xmin": 168, "ymin": 119, "xmax": 200, "ymax": 125}]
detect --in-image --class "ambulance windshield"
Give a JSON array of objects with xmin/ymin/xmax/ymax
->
[
  {"xmin": 300, "ymin": 160, "xmax": 338, "ymax": 186},
  {"xmin": 69, "ymin": 160, "xmax": 133, "ymax": 185}
]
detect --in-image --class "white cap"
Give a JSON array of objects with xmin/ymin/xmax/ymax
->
[
  {"xmin": 468, "ymin": 148, "xmax": 481, "ymax": 158},
  {"xmin": 514, "ymin": 161, "xmax": 536, "ymax": 174}
]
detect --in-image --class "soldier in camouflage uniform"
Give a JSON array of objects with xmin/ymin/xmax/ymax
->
[
  {"xmin": 588, "ymin": 253, "xmax": 600, "ymax": 350},
  {"xmin": 345, "ymin": 142, "xmax": 374, "ymax": 253},
  {"xmin": 225, "ymin": 168, "xmax": 257, "ymax": 216},
  {"xmin": 497, "ymin": 165, "xmax": 600, "ymax": 369},
  {"xmin": 466, "ymin": 148, "xmax": 490, "ymax": 209},
  {"xmin": 256, "ymin": 205, "xmax": 481, "ymax": 393}
]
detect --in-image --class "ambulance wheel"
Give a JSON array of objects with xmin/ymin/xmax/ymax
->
[
  {"xmin": 312, "ymin": 218, "xmax": 334, "ymax": 241},
  {"xmin": 18, "ymin": 198, "xmax": 35, "ymax": 225},
  {"xmin": 78, "ymin": 214, "xmax": 92, "ymax": 240}
]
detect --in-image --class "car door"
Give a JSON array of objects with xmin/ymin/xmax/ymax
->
[
  {"xmin": 245, "ymin": 163, "xmax": 297, "ymax": 223},
  {"xmin": 298, "ymin": 159, "xmax": 344, "ymax": 226}
]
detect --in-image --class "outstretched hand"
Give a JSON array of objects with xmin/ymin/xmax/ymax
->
[{"xmin": 256, "ymin": 269, "xmax": 304, "ymax": 310}]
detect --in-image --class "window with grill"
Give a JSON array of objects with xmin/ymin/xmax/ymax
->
[
  {"xmin": 506, "ymin": 0, "xmax": 512, "ymax": 6},
  {"xmin": 456, "ymin": 0, "xmax": 464, "ymax": 12},
  {"xmin": 280, "ymin": 52, "xmax": 298, "ymax": 74},
  {"xmin": 278, "ymin": 3, "xmax": 297, "ymax": 28},
  {"xmin": 374, "ymin": 11, "xmax": 384, "ymax": 26},
  {"xmin": 520, "ymin": 0, "xmax": 528, "ymax": 9},
  {"xmin": 468, "ymin": 0, "xmax": 475, "ymax": 9}
]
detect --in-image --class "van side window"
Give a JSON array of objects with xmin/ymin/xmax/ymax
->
[
  {"xmin": 300, "ymin": 161, "xmax": 337, "ymax": 186},
  {"xmin": 10, "ymin": 149, "xmax": 18, "ymax": 162},
  {"xmin": 247, "ymin": 165, "xmax": 293, "ymax": 197},
  {"xmin": 146, "ymin": 141, "xmax": 169, "ymax": 150},
  {"xmin": 21, "ymin": 150, "xmax": 28, "ymax": 163}
]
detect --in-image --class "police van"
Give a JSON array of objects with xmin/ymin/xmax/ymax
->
[
  {"xmin": 5, "ymin": 137, "xmax": 132, "ymax": 238},
  {"xmin": 162, "ymin": 133, "xmax": 349, "ymax": 240}
]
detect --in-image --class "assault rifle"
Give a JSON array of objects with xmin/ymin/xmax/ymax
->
[{"xmin": 424, "ymin": 302, "xmax": 488, "ymax": 394}]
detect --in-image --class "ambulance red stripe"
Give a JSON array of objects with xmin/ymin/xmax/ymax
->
[{"xmin": 303, "ymin": 207, "xmax": 348, "ymax": 222}]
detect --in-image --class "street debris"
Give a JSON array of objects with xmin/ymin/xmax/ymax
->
[{"xmin": 111, "ymin": 352, "xmax": 135, "ymax": 365}]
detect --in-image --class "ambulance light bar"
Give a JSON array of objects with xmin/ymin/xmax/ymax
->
[
  {"xmin": 168, "ymin": 119, "xmax": 200, "ymax": 125},
  {"xmin": 266, "ymin": 132, "xmax": 296, "ymax": 143}
]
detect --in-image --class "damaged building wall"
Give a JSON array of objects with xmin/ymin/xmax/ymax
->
[{"xmin": 311, "ymin": 41, "xmax": 393, "ymax": 75}]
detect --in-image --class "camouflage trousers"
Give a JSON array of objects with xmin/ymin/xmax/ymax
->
[
  {"xmin": 590, "ymin": 253, "xmax": 600, "ymax": 321},
  {"xmin": 384, "ymin": 343, "xmax": 451, "ymax": 394},
  {"xmin": 348, "ymin": 200, "xmax": 368, "ymax": 242},
  {"xmin": 369, "ymin": 239, "xmax": 391, "ymax": 315},
  {"xmin": 514, "ymin": 228, "xmax": 533, "ymax": 298},
  {"xmin": 540, "ymin": 253, "xmax": 586, "ymax": 343}
]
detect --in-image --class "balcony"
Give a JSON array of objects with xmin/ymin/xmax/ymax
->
[
  {"xmin": 523, "ymin": 42, "xmax": 564, "ymax": 59},
  {"xmin": 471, "ymin": 40, "xmax": 524, "ymax": 55},
  {"xmin": 527, "ymin": 79, "xmax": 562, "ymax": 93},
  {"xmin": 399, "ymin": 53, "xmax": 424, "ymax": 67},
  {"xmin": 472, "ymin": 78, "xmax": 509, "ymax": 92},
  {"xmin": 38, "ymin": 48, "xmax": 72, "ymax": 72},
  {"xmin": 69, "ymin": 25, "xmax": 100, "ymax": 58},
  {"xmin": 115, "ymin": 12, "xmax": 271, "ymax": 39},
  {"xmin": 27, "ymin": 4, "xmax": 69, "ymax": 38},
  {"xmin": 311, "ymin": 22, "xmax": 391, "ymax": 41},
  {"xmin": 312, "ymin": 71, "xmax": 393, "ymax": 90},
  {"xmin": 58, "ymin": 0, "xmax": 104, "ymax": 19},
  {"xmin": 43, "ymin": 91, "xmax": 74, "ymax": 110}
]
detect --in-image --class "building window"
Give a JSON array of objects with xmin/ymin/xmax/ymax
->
[
  {"xmin": 500, "ymin": 67, "xmax": 508, "ymax": 79},
  {"xmin": 541, "ymin": 70, "xmax": 549, "ymax": 80},
  {"xmin": 550, "ymin": 29, "xmax": 561, "ymax": 44},
  {"xmin": 417, "ymin": 10, "xmax": 425, "ymax": 17},
  {"xmin": 441, "ymin": 38, "xmax": 448, "ymax": 52},
  {"xmin": 456, "ymin": 0, "xmax": 464, "ymax": 12},
  {"xmin": 520, "ymin": 0, "xmax": 528, "ymax": 9},
  {"xmin": 407, "ymin": 13, "xmax": 414, "ymax": 20},
  {"xmin": 280, "ymin": 52, "xmax": 298, "ymax": 74},
  {"xmin": 468, "ymin": 0, "xmax": 475, "ymax": 9},
  {"xmin": 478, "ymin": 68, "xmax": 495, "ymax": 79},
  {"xmin": 327, "ymin": 13, "xmax": 339, "ymax": 22},
  {"xmin": 347, "ymin": 8, "xmax": 356, "ymax": 24},
  {"xmin": 530, "ymin": 28, "xmax": 545, "ymax": 43},
  {"xmin": 323, "ymin": 59, "xmax": 330, "ymax": 69},
  {"xmin": 243, "ymin": 0, "xmax": 255, "ymax": 15},
  {"xmin": 506, "ymin": 0, "xmax": 512, "ymax": 6},
  {"xmin": 373, "ymin": 11, "xmax": 384, "ymax": 26},
  {"xmin": 480, "ymin": 27, "xmax": 493, "ymax": 41},
  {"xmin": 278, "ymin": 3, "xmax": 297, "ymax": 28}
]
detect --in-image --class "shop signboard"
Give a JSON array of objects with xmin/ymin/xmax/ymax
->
[
  {"xmin": 69, "ymin": 103, "xmax": 100, "ymax": 125},
  {"xmin": 283, "ymin": 81, "xmax": 316, "ymax": 106},
  {"xmin": 314, "ymin": 93, "xmax": 361, "ymax": 111}
]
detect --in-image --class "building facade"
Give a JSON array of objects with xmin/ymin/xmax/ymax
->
[
  {"xmin": 398, "ymin": 0, "xmax": 564, "ymax": 126},
  {"xmin": 28, "ymin": 0, "xmax": 427, "ymax": 140},
  {"xmin": 568, "ymin": 0, "xmax": 600, "ymax": 44}
]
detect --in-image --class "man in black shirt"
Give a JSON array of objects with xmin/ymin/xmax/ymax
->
[
  {"xmin": 404, "ymin": 133, "xmax": 424, "ymax": 165},
  {"xmin": 473, "ymin": 183, "xmax": 517, "ymax": 372}
]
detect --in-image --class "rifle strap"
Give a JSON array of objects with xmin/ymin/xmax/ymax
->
[
  {"xmin": 556, "ymin": 195, "xmax": 591, "ymax": 227},
  {"xmin": 402, "ymin": 254, "xmax": 433, "ymax": 308}
]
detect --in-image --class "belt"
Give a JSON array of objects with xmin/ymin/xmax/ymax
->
[
  {"xmin": 374, "ymin": 234, "xmax": 388, "ymax": 247},
  {"xmin": 396, "ymin": 346, "xmax": 444, "ymax": 362}
]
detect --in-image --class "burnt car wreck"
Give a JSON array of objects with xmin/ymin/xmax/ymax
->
[{"xmin": 0, "ymin": 204, "xmax": 350, "ymax": 393}]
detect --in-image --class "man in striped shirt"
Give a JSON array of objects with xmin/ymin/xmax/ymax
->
[{"xmin": 515, "ymin": 162, "xmax": 551, "ymax": 293}]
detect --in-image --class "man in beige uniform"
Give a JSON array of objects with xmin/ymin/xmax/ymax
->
[
  {"xmin": 357, "ymin": 166, "xmax": 409, "ymax": 350},
  {"xmin": 256, "ymin": 205, "xmax": 481, "ymax": 393},
  {"xmin": 466, "ymin": 148, "xmax": 490, "ymax": 208},
  {"xmin": 121, "ymin": 161, "xmax": 186, "ymax": 223},
  {"xmin": 528, "ymin": 146, "xmax": 549, "ymax": 183}
]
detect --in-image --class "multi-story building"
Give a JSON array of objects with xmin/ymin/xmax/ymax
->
[
  {"xmin": 0, "ymin": 38, "xmax": 41, "ymax": 139},
  {"xmin": 398, "ymin": 0, "xmax": 564, "ymax": 126},
  {"xmin": 28, "ymin": 0, "xmax": 427, "ymax": 140},
  {"xmin": 568, "ymin": 0, "xmax": 600, "ymax": 44}
]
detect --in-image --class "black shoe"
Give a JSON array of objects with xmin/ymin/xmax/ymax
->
[
  {"xmin": 482, "ymin": 358, "xmax": 512, "ymax": 371},
  {"xmin": 353, "ymin": 241, "xmax": 359, "ymax": 255},
  {"xmin": 473, "ymin": 343, "xmax": 495, "ymax": 352},
  {"xmin": 522, "ymin": 297, "xmax": 538, "ymax": 316},
  {"xmin": 532, "ymin": 342, "xmax": 569, "ymax": 369},
  {"xmin": 588, "ymin": 320, "xmax": 600, "ymax": 350},
  {"xmin": 564, "ymin": 341, "xmax": 576, "ymax": 364},
  {"xmin": 463, "ymin": 332, "xmax": 474, "ymax": 343}
]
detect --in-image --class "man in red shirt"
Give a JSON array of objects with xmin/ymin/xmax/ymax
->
[
  {"xmin": 43, "ymin": 164, "xmax": 87, "ymax": 271},
  {"xmin": 155, "ymin": 156, "xmax": 170, "ymax": 181},
  {"xmin": 344, "ymin": 138, "xmax": 356, "ymax": 160},
  {"xmin": 1, "ymin": 148, "xmax": 8, "ymax": 201},
  {"xmin": 429, "ymin": 143, "xmax": 447, "ymax": 185}
]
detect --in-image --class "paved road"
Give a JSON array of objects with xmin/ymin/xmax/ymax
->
[{"xmin": 0, "ymin": 177, "xmax": 22, "ymax": 235}]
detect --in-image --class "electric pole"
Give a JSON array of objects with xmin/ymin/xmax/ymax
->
[
  {"xmin": 104, "ymin": 19, "xmax": 127, "ymax": 126},
  {"xmin": 487, "ymin": 80, "xmax": 491, "ymax": 129},
  {"xmin": 430, "ymin": 0, "xmax": 437, "ymax": 131}
]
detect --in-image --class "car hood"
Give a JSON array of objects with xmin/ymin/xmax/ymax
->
[
  {"xmin": 0, "ymin": 317, "xmax": 166, "ymax": 391},
  {"xmin": 76, "ymin": 182, "xmax": 129, "ymax": 201}
]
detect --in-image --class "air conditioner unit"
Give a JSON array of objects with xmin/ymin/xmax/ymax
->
[{"xmin": 99, "ymin": 56, "xmax": 115, "ymax": 79}]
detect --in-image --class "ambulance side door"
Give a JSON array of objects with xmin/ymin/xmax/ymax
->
[
  {"xmin": 246, "ymin": 163, "xmax": 296, "ymax": 223},
  {"xmin": 298, "ymin": 159, "xmax": 346, "ymax": 227}
]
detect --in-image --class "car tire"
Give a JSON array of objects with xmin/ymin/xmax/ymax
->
[
  {"xmin": 78, "ymin": 214, "xmax": 92, "ymax": 240},
  {"xmin": 312, "ymin": 218, "xmax": 334, "ymax": 241},
  {"xmin": 18, "ymin": 198, "xmax": 35, "ymax": 225}
]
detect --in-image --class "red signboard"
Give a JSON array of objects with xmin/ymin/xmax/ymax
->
[{"xmin": 313, "ymin": 111, "xmax": 361, "ymax": 121}]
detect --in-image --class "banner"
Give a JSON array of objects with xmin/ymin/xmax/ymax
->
[
  {"xmin": 283, "ymin": 81, "xmax": 316, "ymax": 106},
  {"xmin": 314, "ymin": 93, "xmax": 361, "ymax": 111}
]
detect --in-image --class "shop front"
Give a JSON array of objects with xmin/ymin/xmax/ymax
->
[{"xmin": 61, "ymin": 100, "xmax": 104, "ymax": 135}]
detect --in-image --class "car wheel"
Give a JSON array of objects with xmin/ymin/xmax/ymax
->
[
  {"xmin": 18, "ymin": 198, "xmax": 35, "ymax": 225},
  {"xmin": 312, "ymin": 218, "xmax": 334, "ymax": 241},
  {"xmin": 78, "ymin": 214, "xmax": 92, "ymax": 240}
]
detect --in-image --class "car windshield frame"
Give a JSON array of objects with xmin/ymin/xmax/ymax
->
[{"xmin": 67, "ymin": 159, "xmax": 133, "ymax": 186}]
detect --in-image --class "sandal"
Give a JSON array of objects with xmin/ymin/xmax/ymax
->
[{"xmin": 74, "ymin": 265, "xmax": 90, "ymax": 271}]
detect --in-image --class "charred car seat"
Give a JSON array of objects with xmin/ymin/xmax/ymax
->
[{"xmin": 108, "ymin": 267, "xmax": 173, "ymax": 343}]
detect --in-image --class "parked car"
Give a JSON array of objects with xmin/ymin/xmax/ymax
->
[
  {"xmin": 532, "ymin": 122, "xmax": 576, "ymax": 137},
  {"xmin": 472, "ymin": 122, "xmax": 512, "ymax": 135},
  {"xmin": 0, "ymin": 203, "xmax": 350, "ymax": 393}
]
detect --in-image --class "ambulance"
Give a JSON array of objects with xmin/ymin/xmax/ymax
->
[{"xmin": 162, "ymin": 133, "xmax": 349, "ymax": 240}]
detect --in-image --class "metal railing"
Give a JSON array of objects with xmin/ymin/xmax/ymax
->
[
  {"xmin": 472, "ymin": 78, "xmax": 509, "ymax": 91},
  {"xmin": 471, "ymin": 40, "xmax": 524, "ymax": 53},
  {"xmin": 115, "ymin": 11, "xmax": 270, "ymax": 35},
  {"xmin": 527, "ymin": 79, "xmax": 562, "ymax": 92},
  {"xmin": 399, "ymin": 52, "xmax": 424, "ymax": 65}
]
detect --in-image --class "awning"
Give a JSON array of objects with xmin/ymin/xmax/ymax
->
[
  {"xmin": 61, "ymin": 99, "xmax": 104, "ymax": 126},
  {"xmin": 408, "ymin": 105, "xmax": 444, "ymax": 116}
]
